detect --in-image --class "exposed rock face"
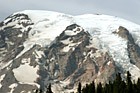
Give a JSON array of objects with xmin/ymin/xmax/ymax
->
[
  {"xmin": 0, "ymin": 10, "xmax": 140, "ymax": 93},
  {"xmin": 0, "ymin": 13, "xmax": 33, "ymax": 63},
  {"xmin": 117, "ymin": 26, "xmax": 140, "ymax": 68},
  {"xmin": 0, "ymin": 13, "xmax": 36, "ymax": 93},
  {"xmin": 42, "ymin": 24, "xmax": 117, "ymax": 91}
]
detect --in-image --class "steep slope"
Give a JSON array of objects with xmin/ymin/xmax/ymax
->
[{"xmin": 0, "ymin": 10, "xmax": 140, "ymax": 93}]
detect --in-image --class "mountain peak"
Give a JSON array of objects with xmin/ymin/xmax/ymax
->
[{"xmin": 1, "ymin": 10, "xmax": 140, "ymax": 93}]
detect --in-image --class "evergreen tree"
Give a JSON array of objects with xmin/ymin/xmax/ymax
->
[
  {"xmin": 126, "ymin": 71, "xmax": 132, "ymax": 85},
  {"xmin": 96, "ymin": 82, "xmax": 103, "ymax": 93},
  {"xmin": 77, "ymin": 82, "xmax": 82, "ymax": 93},
  {"xmin": 80, "ymin": 71, "xmax": 140, "ymax": 93},
  {"xmin": 126, "ymin": 71, "xmax": 133, "ymax": 93},
  {"xmin": 82, "ymin": 84, "xmax": 90, "ymax": 93},
  {"xmin": 136, "ymin": 78, "xmax": 140, "ymax": 93},
  {"xmin": 35, "ymin": 89, "xmax": 43, "ymax": 93},
  {"xmin": 113, "ymin": 72, "xmax": 125, "ymax": 93},
  {"xmin": 103, "ymin": 81, "xmax": 113, "ymax": 93},
  {"xmin": 108, "ymin": 81, "xmax": 113, "ymax": 93},
  {"xmin": 82, "ymin": 86, "xmax": 87, "ymax": 93},
  {"xmin": 34, "ymin": 71, "xmax": 140, "ymax": 93},
  {"xmin": 88, "ymin": 81, "xmax": 95, "ymax": 93},
  {"xmin": 46, "ymin": 84, "xmax": 53, "ymax": 93}
]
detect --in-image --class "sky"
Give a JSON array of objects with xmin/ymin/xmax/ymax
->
[{"xmin": 0, "ymin": 0, "xmax": 140, "ymax": 25}]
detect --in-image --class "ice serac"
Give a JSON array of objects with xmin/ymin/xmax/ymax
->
[{"xmin": 0, "ymin": 10, "xmax": 140, "ymax": 93}]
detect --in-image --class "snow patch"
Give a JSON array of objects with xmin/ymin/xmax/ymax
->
[
  {"xmin": 83, "ymin": 52, "xmax": 86, "ymax": 56},
  {"xmin": 4, "ymin": 18, "xmax": 12, "ymax": 24},
  {"xmin": 0, "ymin": 60, "xmax": 13, "ymax": 70},
  {"xmin": 21, "ymin": 58, "xmax": 31, "ymax": 64},
  {"xmin": 65, "ymin": 26, "xmax": 83, "ymax": 36},
  {"xmin": 0, "ymin": 74, "xmax": 5, "ymax": 88},
  {"xmin": 9, "ymin": 83, "xmax": 18, "ymax": 93},
  {"xmin": 61, "ymin": 42, "xmax": 81, "ymax": 52},
  {"xmin": 50, "ymin": 57, "xmax": 55, "ymax": 62},
  {"xmin": 13, "ymin": 62, "xmax": 39, "ymax": 87},
  {"xmin": 2, "ymin": 16, "xmax": 32, "ymax": 32},
  {"xmin": 6, "ymin": 41, "xmax": 14, "ymax": 45},
  {"xmin": 90, "ymin": 50, "xmax": 102, "ymax": 58},
  {"xmin": 98, "ymin": 71, "xmax": 101, "ymax": 76},
  {"xmin": 60, "ymin": 38, "xmax": 72, "ymax": 44},
  {"xmin": 107, "ymin": 61, "xmax": 112, "ymax": 65},
  {"xmin": 20, "ymin": 91, "xmax": 25, "ymax": 93},
  {"xmin": 51, "ymin": 79, "xmax": 75, "ymax": 93},
  {"xmin": 18, "ymin": 34, "xmax": 23, "ymax": 37},
  {"xmin": 83, "ymin": 50, "xmax": 102, "ymax": 62}
]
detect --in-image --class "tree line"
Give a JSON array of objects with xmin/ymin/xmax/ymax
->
[
  {"xmin": 78, "ymin": 71, "xmax": 140, "ymax": 93},
  {"xmin": 36, "ymin": 71, "xmax": 140, "ymax": 93}
]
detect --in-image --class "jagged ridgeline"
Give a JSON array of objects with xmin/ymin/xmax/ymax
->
[{"xmin": 0, "ymin": 10, "xmax": 140, "ymax": 93}]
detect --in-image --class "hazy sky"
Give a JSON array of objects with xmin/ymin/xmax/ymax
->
[{"xmin": 0, "ymin": 0, "xmax": 140, "ymax": 24}]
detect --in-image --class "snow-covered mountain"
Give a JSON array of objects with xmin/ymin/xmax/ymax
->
[{"xmin": 1, "ymin": 10, "xmax": 140, "ymax": 93}]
